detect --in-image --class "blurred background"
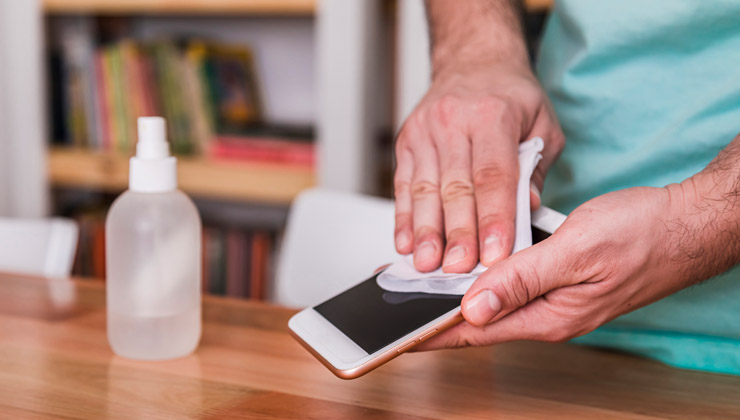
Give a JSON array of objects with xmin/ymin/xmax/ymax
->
[{"xmin": 0, "ymin": 0, "xmax": 550, "ymax": 302}]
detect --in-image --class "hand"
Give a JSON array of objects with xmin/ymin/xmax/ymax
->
[
  {"xmin": 393, "ymin": 60, "xmax": 564, "ymax": 274},
  {"xmin": 417, "ymin": 185, "xmax": 703, "ymax": 350}
]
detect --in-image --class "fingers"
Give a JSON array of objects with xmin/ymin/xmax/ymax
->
[
  {"xmin": 415, "ymin": 296, "xmax": 574, "ymax": 351},
  {"xmin": 410, "ymin": 136, "xmax": 444, "ymax": 272},
  {"xmin": 394, "ymin": 95, "xmax": 564, "ymax": 272},
  {"xmin": 434, "ymin": 127, "xmax": 479, "ymax": 273},
  {"xmin": 470, "ymin": 112, "xmax": 520, "ymax": 267},
  {"xmin": 394, "ymin": 139, "xmax": 415, "ymax": 254},
  {"xmin": 460, "ymin": 238, "xmax": 571, "ymax": 326}
]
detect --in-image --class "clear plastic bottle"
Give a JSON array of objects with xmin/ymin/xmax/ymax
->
[{"xmin": 106, "ymin": 117, "xmax": 202, "ymax": 360}]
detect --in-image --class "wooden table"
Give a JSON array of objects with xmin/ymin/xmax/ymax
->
[{"xmin": 2, "ymin": 273, "xmax": 740, "ymax": 419}]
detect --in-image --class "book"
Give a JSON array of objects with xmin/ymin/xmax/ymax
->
[
  {"xmin": 94, "ymin": 51, "xmax": 111, "ymax": 150},
  {"xmin": 91, "ymin": 220, "xmax": 106, "ymax": 280},
  {"xmin": 48, "ymin": 51, "xmax": 68, "ymax": 145},
  {"xmin": 226, "ymin": 230, "xmax": 246, "ymax": 297},
  {"xmin": 58, "ymin": 16, "xmax": 97, "ymax": 148},
  {"xmin": 209, "ymin": 135, "xmax": 314, "ymax": 166},
  {"xmin": 250, "ymin": 231, "xmax": 272, "ymax": 300},
  {"xmin": 202, "ymin": 228, "xmax": 211, "ymax": 294},
  {"xmin": 207, "ymin": 227, "xmax": 226, "ymax": 296},
  {"xmin": 52, "ymin": 36, "xmax": 312, "ymax": 166},
  {"xmin": 198, "ymin": 42, "xmax": 262, "ymax": 135},
  {"xmin": 67, "ymin": 213, "xmax": 276, "ymax": 300},
  {"xmin": 182, "ymin": 44, "xmax": 213, "ymax": 154},
  {"xmin": 108, "ymin": 44, "xmax": 131, "ymax": 152}
]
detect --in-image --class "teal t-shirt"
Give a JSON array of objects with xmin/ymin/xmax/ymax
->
[{"xmin": 537, "ymin": 0, "xmax": 740, "ymax": 374}]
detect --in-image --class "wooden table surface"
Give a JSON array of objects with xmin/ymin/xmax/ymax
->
[{"xmin": 2, "ymin": 273, "xmax": 740, "ymax": 420}]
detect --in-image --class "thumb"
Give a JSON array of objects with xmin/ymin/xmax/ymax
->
[{"xmin": 461, "ymin": 240, "xmax": 569, "ymax": 326}]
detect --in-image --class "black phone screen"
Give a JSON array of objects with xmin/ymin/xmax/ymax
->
[
  {"xmin": 314, "ymin": 226, "xmax": 552, "ymax": 354},
  {"xmin": 314, "ymin": 275, "xmax": 461, "ymax": 354}
]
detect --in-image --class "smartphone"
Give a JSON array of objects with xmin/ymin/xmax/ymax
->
[{"xmin": 288, "ymin": 206, "xmax": 567, "ymax": 379}]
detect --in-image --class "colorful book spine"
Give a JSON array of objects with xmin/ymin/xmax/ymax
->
[
  {"xmin": 226, "ymin": 230, "xmax": 245, "ymax": 298},
  {"xmin": 202, "ymin": 228, "xmax": 211, "ymax": 294},
  {"xmin": 210, "ymin": 136, "xmax": 314, "ymax": 166},
  {"xmin": 101, "ymin": 47, "xmax": 119, "ymax": 151},
  {"xmin": 93, "ymin": 51, "xmax": 108, "ymax": 149},
  {"xmin": 250, "ymin": 231, "xmax": 271, "ymax": 300}
]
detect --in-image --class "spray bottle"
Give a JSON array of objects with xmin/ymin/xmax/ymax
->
[{"xmin": 106, "ymin": 117, "xmax": 202, "ymax": 360}]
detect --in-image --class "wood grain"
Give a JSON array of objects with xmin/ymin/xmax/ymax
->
[
  {"xmin": 42, "ymin": 0, "xmax": 551, "ymax": 15},
  {"xmin": 43, "ymin": 0, "xmax": 316, "ymax": 15},
  {"xmin": 1, "ymin": 272, "xmax": 739, "ymax": 419},
  {"xmin": 47, "ymin": 148, "xmax": 315, "ymax": 205}
]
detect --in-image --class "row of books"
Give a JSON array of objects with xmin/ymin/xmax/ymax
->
[
  {"xmin": 72, "ymin": 213, "xmax": 276, "ymax": 300},
  {"xmin": 73, "ymin": 213, "xmax": 106, "ymax": 280},
  {"xmin": 202, "ymin": 227, "xmax": 274, "ymax": 300},
  {"xmin": 50, "ymin": 17, "xmax": 314, "ymax": 166}
]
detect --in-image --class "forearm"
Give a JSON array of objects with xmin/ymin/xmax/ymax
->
[
  {"xmin": 665, "ymin": 133, "xmax": 740, "ymax": 284},
  {"xmin": 425, "ymin": 0, "xmax": 529, "ymax": 78}
]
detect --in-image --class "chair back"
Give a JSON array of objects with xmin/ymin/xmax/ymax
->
[
  {"xmin": 274, "ymin": 188, "xmax": 400, "ymax": 307},
  {"xmin": 0, "ymin": 217, "xmax": 79, "ymax": 278}
]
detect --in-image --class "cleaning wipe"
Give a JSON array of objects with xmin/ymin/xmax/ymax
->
[{"xmin": 377, "ymin": 137, "xmax": 544, "ymax": 295}]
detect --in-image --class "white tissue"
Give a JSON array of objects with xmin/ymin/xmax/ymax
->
[{"xmin": 377, "ymin": 137, "xmax": 544, "ymax": 295}]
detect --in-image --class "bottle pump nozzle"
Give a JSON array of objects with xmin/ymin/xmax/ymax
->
[
  {"xmin": 136, "ymin": 117, "xmax": 170, "ymax": 159},
  {"xmin": 129, "ymin": 117, "xmax": 177, "ymax": 193}
]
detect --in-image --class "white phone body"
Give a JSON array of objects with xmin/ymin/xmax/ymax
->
[{"xmin": 289, "ymin": 206, "xmax": 567, "ymax": 379}]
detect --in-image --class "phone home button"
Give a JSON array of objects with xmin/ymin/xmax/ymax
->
[{"xmin": 396, "ymin": 340, "xmax": 417, "ymax": 354}]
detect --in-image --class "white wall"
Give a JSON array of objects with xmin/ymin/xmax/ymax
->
[
  {"xmin": 395, "ymin": 0, "xmax": 430, "ymax": 133},
  {"xmin": 316, "ymin": 0, "xmax": 387, "ymax": 194},
  {"xmin": 0, "ymin": 0, "xmax": 49, "ymax": 217}
]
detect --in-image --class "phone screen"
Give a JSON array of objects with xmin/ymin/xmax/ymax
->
[
  {"xmin": 315, "ymin": 276, "xmax": 461, "ymax": 354},
  {"xmin": 314, "ymin": 226, "xmax": 552, "ymax": 354}
]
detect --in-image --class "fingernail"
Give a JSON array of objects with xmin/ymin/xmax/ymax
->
[
  {"xmin": 443, "ymin": 245, "xmax": 467, "ymax": 267},
  {"xmin": 415, "ymin": 241, "xmax": 436, "ymax": 264},
  {"xmin": 396, "ymin": 230, "xmax": 412, "ymax": 250},
  {"xmin": 482, "ymin": 234, "xmax": 502, "ymax": 265},
  {"xmin": 464, "ymin": 290, "xmax": 502, "ymax": 325}
]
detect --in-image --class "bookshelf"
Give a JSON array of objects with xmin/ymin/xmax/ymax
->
[
  {"xmin": 40, "ymin": 0, "xmax": 552, "ymax": 295},
  {"xmin": 43, "ymin": 0, "xmax": 316, "ymax": 15},
  {"xmin": 48, "ymin": 148, "xmax": 314, "ymax": 204},
  {"xmin": 41, "ymin": 0, "xmax": 320, "ymax": 296}
]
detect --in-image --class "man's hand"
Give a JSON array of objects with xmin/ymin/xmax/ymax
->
[
  {"xmin": 394, "ymin": 0, "xmax": 564, "ymax": 274},
  {"xmin": 416, "ymin": 135, "xmax": 740, "ymax": 350}
]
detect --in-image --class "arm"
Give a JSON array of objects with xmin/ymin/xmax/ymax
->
[
  {"xmin": 665, "ymin": 138, "xmax": 740, "ymax": 284},
  {"xmin": 417, "ymin": 133, "xmax": 740, "ymax": 350},
  {"xmin": 394, "ymin": 0, "xmax": 564, "ymax": 273},
  {"xmin": 427, "ymin": 0, "xmax": 527, "ymax": 74}
]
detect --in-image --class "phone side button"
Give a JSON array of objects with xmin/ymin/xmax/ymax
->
[
  {"xmin": 396, "ymin": 340, "xmax": 417, "ymax": 354},
  {"xmin": 418, "ymin": 329, "xmax": 438, "ymax": 342}
]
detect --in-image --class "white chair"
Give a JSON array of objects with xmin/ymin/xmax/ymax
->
[
  {"xmin": 274, "ymin": 188, "xmax": 401, "ymax": 308},
  {"xmin": 0, "ymin": 217, "xmax": 79, "ymax": 278}
]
